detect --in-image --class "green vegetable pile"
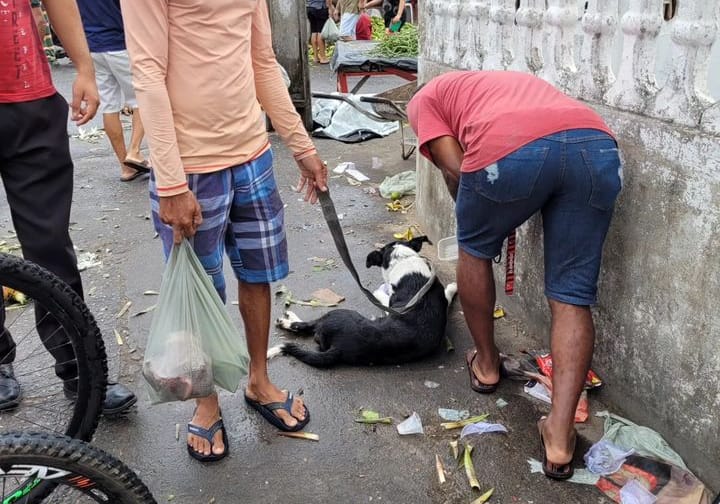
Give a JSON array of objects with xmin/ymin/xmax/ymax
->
[
  {"xmin": 370, "ymin": 23, "xmax": 418, "ymax": 58},
  {"xmin": 371, "ymin": 16, "xmax": 386, "ymax": 39}
]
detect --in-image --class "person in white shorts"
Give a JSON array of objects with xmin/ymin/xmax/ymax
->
[
  {"xmin": 333, "ymin": 0, "xmax": 360, "ymax": 40},
  {"xmin": 77, "ymin": 0, "xmax": 149, "ymax": 181}
]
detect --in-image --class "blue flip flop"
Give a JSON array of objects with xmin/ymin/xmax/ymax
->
[
  {"xmin": 244, "ymin": 391, "xmax": 310, "ymax": 432},
  {"xmin": 187, "ymin": 411, "xmax": 229, "ymax": 463}
]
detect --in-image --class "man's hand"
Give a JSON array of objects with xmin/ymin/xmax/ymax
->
[
  {"xmin": 70, "ymin": 70, "xmax": 100, "ymax": 125},
  {"xmin": 159, "ymin": 191, "xmax": 203, "ymax": 244},
  {"xmin": 296, "ymin": 154, "xmax": 328, "ymax": 204}
]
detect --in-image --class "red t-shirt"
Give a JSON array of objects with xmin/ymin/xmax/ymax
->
[
  {"xmin": 0, "ymin": 1, "xmax": 55, "ymax": 103},
  {"xmin": 407, "ymin": 71, "xmax": 615, "ymax": 173},
  {"xmin": 356, "ymin": 13, "xmax": 372, "ymax": 41}
]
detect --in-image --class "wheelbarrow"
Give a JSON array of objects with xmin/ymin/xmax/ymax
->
[{"xmin": 312, "ymin": 81, "xmax": 417, "ymax": 160}]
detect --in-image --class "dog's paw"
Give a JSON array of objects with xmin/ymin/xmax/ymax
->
[
  {"xmin": 276, "ymin": 310, "xmax": 302, "ymax": 330},
  {"xmin": 445, "ymin": 282, "xmax": 458, "ymax": 304},
  {"xmin": 267, "ymin": 344, "xmax": 286, "ymax": 360}
]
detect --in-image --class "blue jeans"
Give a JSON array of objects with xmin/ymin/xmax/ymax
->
[{"xmin": 455, "ymin": 129, "xmax": 622, "ymax": 305}]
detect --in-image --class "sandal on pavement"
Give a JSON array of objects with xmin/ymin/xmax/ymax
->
[
  {"xmin": 466, "ymin": 349, "xmax": 499, "ymax": 394},
  {"xmin": 244, "ymin": 390, "xmax": 310, "ymax": 432},
  {"xmin": 537, "ymin": 416, "xmax": 575, "ymax": 480},
  {"xmin": 187, "ymin": 411, "xmax": 229, "ymax": 463},
  {"xmin": 123, "ymin": 158, "xmax": 151, "ymax": 173},
  {"xmin": 120, "ymin": 169, "xmax": 144, "ymax": 182}
]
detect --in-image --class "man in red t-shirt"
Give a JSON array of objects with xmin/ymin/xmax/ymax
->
[
  {"xmin": 408, "ymin": 71, "xmax": 622, "ymax": 480},
  {"xmin": 0, "ymin": 0, "xmax": 136, "ymax": 414}
]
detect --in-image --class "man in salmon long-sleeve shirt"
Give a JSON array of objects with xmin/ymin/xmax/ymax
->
[{"xmin": 122, "ymin": 0, "xmax": 328, "ymax": 462}]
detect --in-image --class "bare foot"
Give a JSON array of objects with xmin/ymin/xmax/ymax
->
[
  {"xmin": 538, "ymin": 415, "xmax": 575, "ymax": 465},
  {"xmin": 187, "ymin": 395, "xmax": 225, "ymax": 457},
  {"xmin": 245, "ymin": 380, "xmax": 306, "ymax": 429}
]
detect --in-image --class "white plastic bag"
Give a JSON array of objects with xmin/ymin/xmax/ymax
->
[
  {"xmin": 142, "ymin": 240, "xmax": 249, "ymax": 403},
  {"xmin": 321, "ymin": 18, "xmax": 340, "ymax": 43}
]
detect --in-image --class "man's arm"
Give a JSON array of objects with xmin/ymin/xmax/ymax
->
[
  {"xmin": 393, "ymin": 0, "xmax": 406, "ymax": 22},
  {"xmin": 121, "ymin": 0, "xmax": 202, "ymax": 242},
  {"xmin": 251, "ymin": 0, "xmax": 327, "ymax": 203},
  {"xmin": 43, "ymin": 0, "xmax": 98, "ymax": 124},
  {"xmin": 426, "ymin": 136, "xmax": 464, "ymax": 201}
]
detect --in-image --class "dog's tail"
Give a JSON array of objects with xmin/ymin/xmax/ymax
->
[{"xmin": 280, "ymin": 343, "xmax": 342, "ymax": 368}]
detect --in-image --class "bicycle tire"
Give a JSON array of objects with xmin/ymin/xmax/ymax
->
[
  {"xmin": 0, "ymin": 431, "xmax": 156, "ymax": 504},
  {"xmin": 0, "ymin": 253, "xmax": 107, "ymax": 441}
]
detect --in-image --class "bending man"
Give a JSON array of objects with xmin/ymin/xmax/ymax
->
[{"xmin": 408, "ymin": 71, "xmax": 622, "ymax": 480}]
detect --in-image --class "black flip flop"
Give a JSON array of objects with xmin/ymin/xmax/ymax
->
[
  {"xmin": 466, "ymin": 350, "xmax": 499, "ymax": 394},
  {"xmin": 120, "ymin": 169, "xmax": 144, "ymax": 182},
  {"xmin": 244, "ymin": 390, "xmax": 310, "ymax": 432},
  {"xmin": 537, "ymin": 416, "xmax": 574, "ymax": 480},
  {"xmin": 123, "ymin": 158, "xmax": 151, "ymax": 173},
  {"xmin": 187, "ymin": 412, "xmax": 229, "ymax": 463}
]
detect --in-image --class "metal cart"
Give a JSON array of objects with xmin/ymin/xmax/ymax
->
[{"xmin": 312, "ymin": 81, "xmax": 417, "ymax": 160}]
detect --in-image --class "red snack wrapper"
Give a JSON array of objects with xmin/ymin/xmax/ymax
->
[{"xmin": 535, "ymin": 353, "xmax": 603, "ymax": 389}]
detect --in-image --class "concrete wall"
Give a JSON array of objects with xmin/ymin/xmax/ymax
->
[{"xmin": 415, "ymin": 3, "xmax": 720, "ymax": 488}]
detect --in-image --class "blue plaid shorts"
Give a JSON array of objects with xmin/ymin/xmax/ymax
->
[{"xmin": 150, "ymin": 149, "xmax": 288, "ymax": 302}]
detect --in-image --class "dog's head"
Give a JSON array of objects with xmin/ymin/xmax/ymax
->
[{"xmin": 366, "ymin": 236, "xmax": 431, "ymax": 273}]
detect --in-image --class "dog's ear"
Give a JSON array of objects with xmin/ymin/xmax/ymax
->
[
  {"xmin": 408, "ymin": 235, "xmax": 431, "ymax": 252},
  {"xmin": 366, "ymin": 250, "xmax": 384, "ymax": 268}
]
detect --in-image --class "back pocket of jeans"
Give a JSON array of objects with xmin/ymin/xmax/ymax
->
[
  {"xmin": 471, "ymin": 146, "xmax": 549, "ymax": 203},
  {"xmin": 581, "ymin": 147, "xmax": 622, "ymax": 211}
]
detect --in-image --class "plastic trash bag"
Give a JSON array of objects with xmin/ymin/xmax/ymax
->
[
  {"xmin": 585, "ymin": 439, "xmax": 635, "ymax": 476},
  {"xmin": 143, "ymin": 240, "xmax": 249, "ymax": 403},
  {"xmin": 321, "ymin": 18, "xmax": 340, "ymax": 43},
  {"xmin": 595, "ymin": 454, "xmax": 711, "ymax": 504}
]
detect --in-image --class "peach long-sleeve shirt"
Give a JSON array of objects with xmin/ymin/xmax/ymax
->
[{"xmin": 120, "ymin": 0, "xmax": 317, "ymax": 196}]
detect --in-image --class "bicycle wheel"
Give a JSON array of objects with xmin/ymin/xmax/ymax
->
[
  {"xmin": 0, "ymin": 253, "xmax": 107, "ymax": 440},
  {"xmin": 0, "ymin": 431, "xmax": 156, "ymax": 504}
]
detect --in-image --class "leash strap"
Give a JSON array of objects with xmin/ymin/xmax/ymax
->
[
  {"xmin": 505, "ymin": 228, "xmax": 516, "ymax": 295},
  {"xmin": 318, "ymin": 190, "xmax": 434, "ymax": 315}
]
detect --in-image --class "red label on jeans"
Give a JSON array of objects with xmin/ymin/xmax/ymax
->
[{"xmin": 505, "ymin": 229, "xmax": 516, "ymax": 295}]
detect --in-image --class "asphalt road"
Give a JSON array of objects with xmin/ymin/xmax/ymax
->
[{"xmin": 0, "ymin": 61, "xmax": 615, "ymax": 503}]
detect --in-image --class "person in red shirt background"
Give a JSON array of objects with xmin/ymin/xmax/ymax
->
[
  {"xmin": 0, "ymin": 0, "xmax": 136, "ymax": 414},
  {"xmin": 408, "ymin": 71, "xmax": 622, "ymax": 481},
  {"xmin": 355, "ymin": 11, "xmax": 372, "ymax": 40}
]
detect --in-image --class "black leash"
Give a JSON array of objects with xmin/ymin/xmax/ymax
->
[{"xmin": 318, "ymin": 189, "xmax": 436, "ymax": 315}]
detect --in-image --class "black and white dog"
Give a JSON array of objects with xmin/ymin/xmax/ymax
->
[{"xmin": 269, "ymin": 236, "xmax": 457, "ymax": 367}]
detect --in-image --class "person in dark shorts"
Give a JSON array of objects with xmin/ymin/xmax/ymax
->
[
  {"xmin": 408, "ymin": 71, "xmax": 622, "ymax": 481},
  {"xmin": 363, "ymin": 0, "xmax": 406, "ymax": 32},
  {"xmin": 307, "ymin": 0, "xmax": 333, "ymax": 64}
]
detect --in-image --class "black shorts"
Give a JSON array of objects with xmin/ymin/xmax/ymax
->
[
  {"xmin": 307, "ymin": 7, "xmax": 329, "ymax": 33},
  {"xmin": 383, "ymin": 2, "xmax": 407, "ymax": 29}
]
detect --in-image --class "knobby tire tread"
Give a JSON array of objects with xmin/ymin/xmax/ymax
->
[
  {"xmin": 0, "ymin": 431, "xmax": 155, "ymax": 503},
  {"xmin": 0, "ymin": 254, "xmax": 108, "ymax": 501}
]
